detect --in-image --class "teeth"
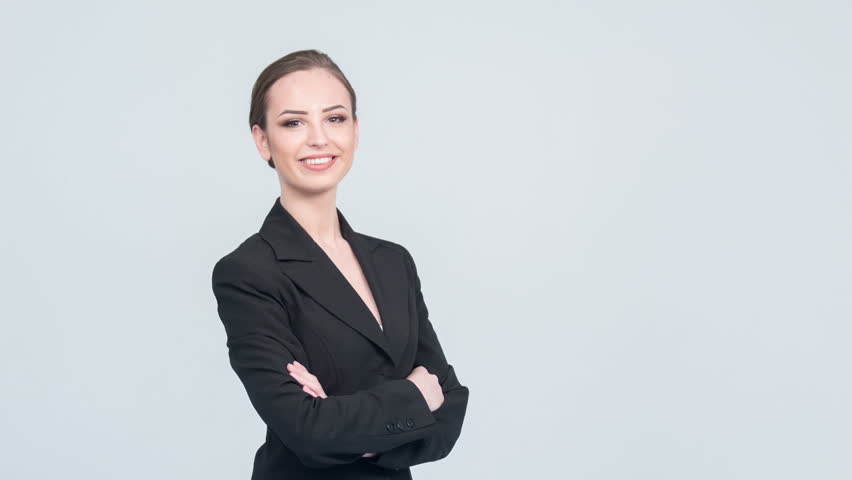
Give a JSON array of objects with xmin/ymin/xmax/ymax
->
[{"xmin": 301, "ymin": 156, "xmax": 334, "ymax": 165}]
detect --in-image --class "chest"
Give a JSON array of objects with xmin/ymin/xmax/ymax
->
[
  {"xmin": 278, "ymin": 243, "xmax": 419, "ymax": 395},
  {"xmin": 322, "ymin": 241, "xmax": 383, "ymax": 328}
]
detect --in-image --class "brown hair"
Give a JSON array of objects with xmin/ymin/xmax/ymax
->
[{"xmin": 249, "ymin": 49, "xmax": 358, "ymax": 169}]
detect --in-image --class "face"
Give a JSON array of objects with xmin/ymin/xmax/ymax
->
[{"xmin": 252, "ymin": 68, "xmax": 359, "ymax": 195}]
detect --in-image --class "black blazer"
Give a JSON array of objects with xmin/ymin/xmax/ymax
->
[{"xmin": 211, "ymin": 197, "xmax": 470, "ymax": 480}]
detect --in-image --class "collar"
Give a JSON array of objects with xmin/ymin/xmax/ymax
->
[
  {"xmin": 259, "ymin": 196, "xmax": 381, "ymax": 261},
  {"xmin": 257, "ymin": 196, "xmax": 406, "ymax": 368}
]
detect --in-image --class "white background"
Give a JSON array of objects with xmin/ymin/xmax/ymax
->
[{"xmin": 2, "ymin": 1, "xmax": 850, "ymax": 478}]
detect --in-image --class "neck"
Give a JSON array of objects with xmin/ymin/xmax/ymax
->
[{"xmin": 279, "ymin": 188, "xmax": 342, "ymax": 248}]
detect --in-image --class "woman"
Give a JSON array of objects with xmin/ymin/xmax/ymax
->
[{"xmin": 211, "ymin": 49, "xmax": 470, "ymax": 480}]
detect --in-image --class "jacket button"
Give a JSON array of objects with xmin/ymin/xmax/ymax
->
[
  {"xmin": 396, "ymin": 421, "xmax": 404, "ymax": 430},
  {"xmin": 406, "ymin": 418, "xmax": 415, "ymax": 428},
  {"xmin": 386, "ymin": 423, "xmax": 395, "ymax": 432}
]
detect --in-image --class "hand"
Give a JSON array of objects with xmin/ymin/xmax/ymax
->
[
  {"xmin": 406, "ymin": 366, "xmax": 444, "ymax": 412},
  {"xmin": 286, "ymin": 361, "xmax": 327, "ymax": 399},
  {"xmin": 286, "ymin": 362, "xmax": 377, "ymax": 459}
]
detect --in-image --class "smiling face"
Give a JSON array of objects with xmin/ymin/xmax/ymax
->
[{"xmin": 252, "ymin": 68, "xmax": 359, "ymax": 195}]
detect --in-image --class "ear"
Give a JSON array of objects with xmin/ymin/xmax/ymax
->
[
  {"xmin": 251, "ymin": 124, "xmax": 272, "ymax": 163},
  {"xmin": 353, "ymin": 116, "xmax": 359, "ymax": 152}
]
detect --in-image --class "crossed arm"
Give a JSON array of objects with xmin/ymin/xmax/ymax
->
[
  {"xmin": 288, "ymin": 359, "xmax": 468, "ymax": 469},
  {"xmin": 289, "ymin": 359, "xmax": 469, "ymax": 470},
  {"xmin": 348, "ymin": 246, "xmax": 471, "ymax": 470},
  {"xmin": 212, "ymin": 246, "xmax": 469, "ymax": 471}
]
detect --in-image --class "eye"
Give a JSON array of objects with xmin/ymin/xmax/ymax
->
[
  {"xmin": 329, "ymin": 115, "xmax": 347, "ymax": 123},
  {"xmin": 283, "ymin": 119, "xmax": 302, "ymax": 128}
]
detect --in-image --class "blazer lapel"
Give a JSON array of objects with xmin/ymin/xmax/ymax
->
[{"xmin": 257, "ymin": 197, "xmax": 408, "ymax": 368}]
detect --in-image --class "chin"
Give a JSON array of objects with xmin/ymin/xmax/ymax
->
[{"xmin": 294, "ymin": 175, "xmax": 346, "ymax": 195}]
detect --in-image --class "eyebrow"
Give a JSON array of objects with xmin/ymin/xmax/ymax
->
[{"xmin": 278, "ymin": 105, "xmax": 347, "ymax": 117}]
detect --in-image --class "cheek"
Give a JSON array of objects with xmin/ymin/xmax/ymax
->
[
  {"xmin": 270, "ymin": 134, "xmax": 302, "ymax": 156},
  {"xmin": 331, "ymin": 130, "xmax": 357, "ymax": 150}
]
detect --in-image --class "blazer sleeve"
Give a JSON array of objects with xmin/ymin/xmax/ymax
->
[
  {"xmin": 363, "ymin": 246, "xmax": 471, "ymax": 471},
  {"xmin": 212, "ymin": 255, "xmax": 439, "ymax": 469}
]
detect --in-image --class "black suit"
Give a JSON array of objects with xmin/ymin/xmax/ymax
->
[{"xmin": 211, "ymin": 197, "xmax": 470, "ymax": 479}]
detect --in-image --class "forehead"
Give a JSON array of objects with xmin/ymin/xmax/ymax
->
[{"xmin": 266, "ymin": 68, "xmax": 351, "ymax": 111}]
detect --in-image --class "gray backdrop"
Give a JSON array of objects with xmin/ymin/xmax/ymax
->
[{"xmin": 2, "ymin": 1, "xmax": 850, "ymax": 479}]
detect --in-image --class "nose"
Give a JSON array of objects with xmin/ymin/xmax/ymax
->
[{"xmin": 306, "ymin": 120, "xmax": 329, "ymax": 148}]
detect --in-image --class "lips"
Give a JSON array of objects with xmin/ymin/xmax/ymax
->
[
  {"xmin": 298, "ymin": 155, "xmax": 338, "ymax": 171},
  {"xmin": 299, "ymin": 154, "xmax": 338, "ymax": 162}
]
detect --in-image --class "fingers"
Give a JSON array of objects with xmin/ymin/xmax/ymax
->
[
  {"xmin": 287, "ymin": 362, "xmax": 318, "ymax": 382},
  {"xmin": 302, "ymin": 384, "xmax": 327, "ymax": 399},
  {"xmin": 287, "ymin": 364, "xmax": 311, "ymax": 383},
  {"xmin": 288, "ymin": 361, "xmax": 308, "ymax": 374},
  {"xmin": 288, "ymin": 368, "xmax": 319, "ymax": 392},
  {"xmin": 302, "ymin": 385, "xmax": 319, "ymax": 397},
  {"xmin": 289, "ymin": 361, "xmax": 322, "ymax": 383},
  {"xmin": 286, "ymin": 362, "xmax": 327, "ymax": 398}
]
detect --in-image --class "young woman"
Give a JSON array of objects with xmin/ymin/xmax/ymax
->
[{"xmin": 211, "ymin": 49, "xmax": 470, "ymax": 480}]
